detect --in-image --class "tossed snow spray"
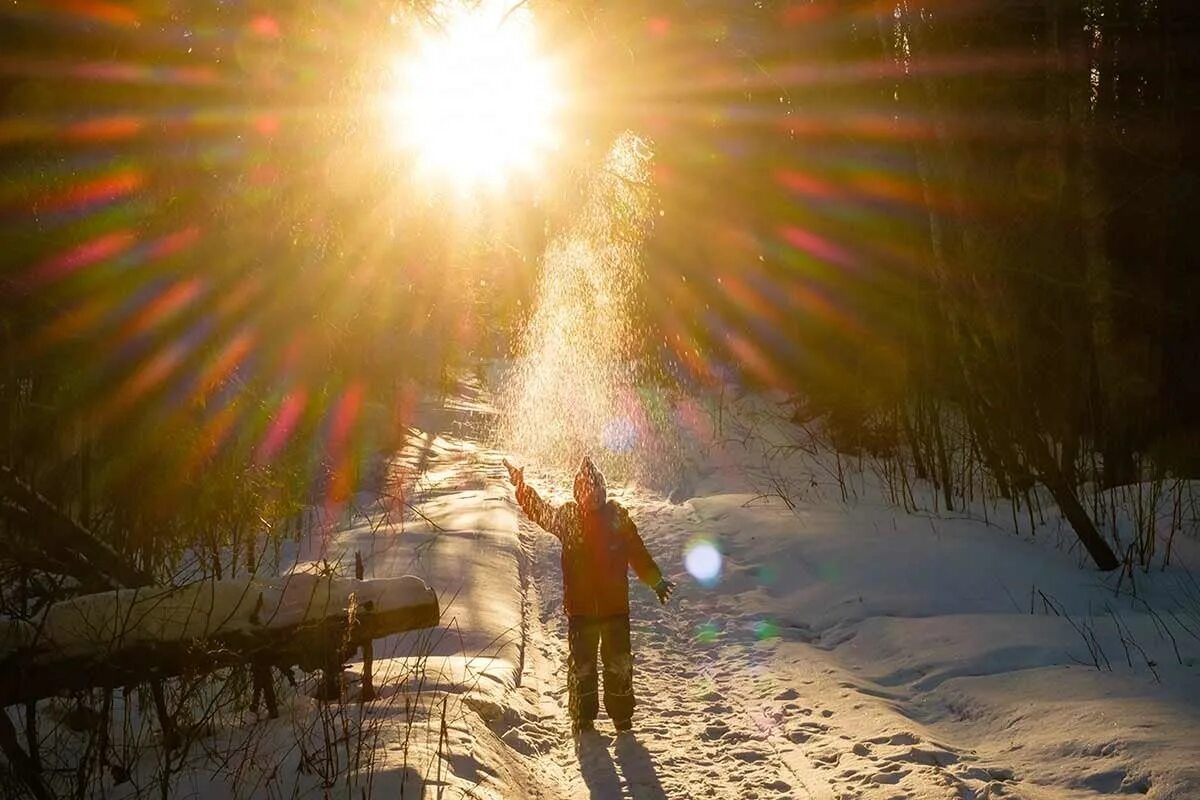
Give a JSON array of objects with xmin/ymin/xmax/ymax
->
[{"xmin": 499, "ymin": 133, "xmax": 678, "ymax": 484}]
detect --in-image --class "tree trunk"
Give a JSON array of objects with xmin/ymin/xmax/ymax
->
[
  {"xmin": 1023, "ymin": 433, "xmax": 1120, "ymax": 570},
  {"xmin": 0, "ymin": 466, "xmax": 154, "ymax": 590},
  {"xmin": 0, "ymin": 712, "xmax": 49, "ymax": 800},
  {"xmin": 0, "ymin": 582, "xmax": 439, "ymax": 707}
]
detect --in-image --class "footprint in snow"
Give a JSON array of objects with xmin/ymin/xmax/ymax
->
[
  {"xmin": 886, "ymin": 745, "xmax": 960, "ymax": 767},
  {"xmin": 731, "ymin": 748, "xmax": 768, "ymax": 763},
  {"xmin": 868, "ymin": 731, "xmax": 921, "ymax": 746},
  {"xmin": 794, "ymin": 721, "xmax": 830, "ymax": 734},
  {"xmin": 869, "ymin": 767, "xmax": 910, "ymax": 784},
  {"xmin": 813, "ymin": 749, "xmax": 841, "ymax": 766}
]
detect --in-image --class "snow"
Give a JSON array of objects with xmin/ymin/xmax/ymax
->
[
  {"xmin": 483, "ymin": 387, "xmax": 1200, "ymax": 799},
  {"xmin": 11, "ymin": 382, "xmax": 1200, "ymax": 799},
  {"xmin": 9, "ymin": 574, "xmax": 435, "ymax": 657}
]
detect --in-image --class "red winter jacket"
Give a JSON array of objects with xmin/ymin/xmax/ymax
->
[{"xmin": 516, "ymin": 481, "xmax": 663, "ymax": 618}]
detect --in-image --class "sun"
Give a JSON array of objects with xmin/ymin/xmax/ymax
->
[{"xmin": 386, "ymin": 3, "xmax": 564, "ymax": 190}]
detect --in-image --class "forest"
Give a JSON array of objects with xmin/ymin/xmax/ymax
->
[{"xmin": 1, "ymin": 1, "xmax": 1198, "ymax": 798}]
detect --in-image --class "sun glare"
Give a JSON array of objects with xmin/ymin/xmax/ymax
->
[{"xmin": 387, "ymin": 4, "xmax": 563, "ymax": 190}]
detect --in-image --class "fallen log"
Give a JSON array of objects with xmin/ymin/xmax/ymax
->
[{"xmin": 0, "ymin": 573, "xmax": 439, "ymax": 708}]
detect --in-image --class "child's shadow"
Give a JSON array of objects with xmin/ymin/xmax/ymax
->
[{"xmin": 579, "ymin": 734, "xmax": 667, "ymax": 800}]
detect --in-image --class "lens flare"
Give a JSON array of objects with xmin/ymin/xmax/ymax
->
[
  {"xmin": 385, "ymin": 0, "xmax": 563, "ymax": 189},
  {"xmin": 753, "ymin": 619, "xmax": 780, "ymax": 641},
  {"xmin": 753, "ymin": 563, "xmax": 779, "ymax": 586},
  {"xmin": 685, "ymin": 538, "xmax": 723, "ymax": 587},
  {"xmin": 695, "ymin": 621, "xmax": 720, "ymax": 643}
]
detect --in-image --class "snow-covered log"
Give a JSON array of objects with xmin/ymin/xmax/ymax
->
[{"xmin": 0, "ymin": 574, "xmax": 438, "ymax": 706}]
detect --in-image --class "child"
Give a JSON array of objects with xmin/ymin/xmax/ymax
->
[{"xmin": 504, "ymin": 457, "xmax": 674, "ymax": 735}]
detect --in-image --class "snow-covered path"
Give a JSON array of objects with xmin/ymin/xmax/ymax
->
[
  {"xmin": 517, "ymin": 507, "xmax": 811, "ymax": 800},
  {"xmin": 497, "ymin": 467, "xmax": 1200, "ymax": 800},
  {"xmin": 300, "ymin": 384, "xmax": 1199, "ymax": 800},
  {"xmin": 510, "ymin": 491, "xmax": 1021, "ymax": 800},
  {"xmin": 31, "ymin": 393, "xmax": 1197, "ymax": 800}
]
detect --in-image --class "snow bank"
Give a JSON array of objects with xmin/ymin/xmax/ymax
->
[{"xmin": 627, "ymin": 396, "xmax": 1200, "ymax": 799}]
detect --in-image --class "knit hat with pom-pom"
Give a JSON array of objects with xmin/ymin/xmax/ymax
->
[{"xmin": 573, "ymin": 456, "xmax": 606, "ymax": 511}]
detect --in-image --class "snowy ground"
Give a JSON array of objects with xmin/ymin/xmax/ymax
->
[
  {"xmin": 493, "ymin": 473, "xmax": 1200, "ymax": 800},
  {"xmin": 34, "ymin": 381, "xmax": 1198, "ymax": 799},
  {"xmin": 279, "ymin": 378, "xmax": 1195, "ymax": 800},
  {"xmin": 324, "ymin": 383, "xmax": 1200, "ymax": 800}
]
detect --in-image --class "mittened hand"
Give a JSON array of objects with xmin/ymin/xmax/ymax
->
[
  {"xmin": 654, "ymin": 579, "xmax": 676, "ymax": 605},
  {"xmin": 502, "ymin": 458, "xmax": 524, "ymax": 488}
]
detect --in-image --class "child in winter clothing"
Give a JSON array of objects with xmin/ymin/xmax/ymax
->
[{"xmin": 504, "ymin": 456, "xmax": 674, "ymax": 734}]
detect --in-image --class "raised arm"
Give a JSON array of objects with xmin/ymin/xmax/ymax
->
[{"xmin": 504, "ymin": 460, "xmax": 562, "ymax": 539}]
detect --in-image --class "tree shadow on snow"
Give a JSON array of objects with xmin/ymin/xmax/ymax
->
[{"xmin": 366, "ymin": 762, "xmax": 424, "ymax": 796}]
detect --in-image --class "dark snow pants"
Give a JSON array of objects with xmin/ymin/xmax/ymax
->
[{"xmin": 567, "ymin": 614, "xmax": 634, "ymax": 726}]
